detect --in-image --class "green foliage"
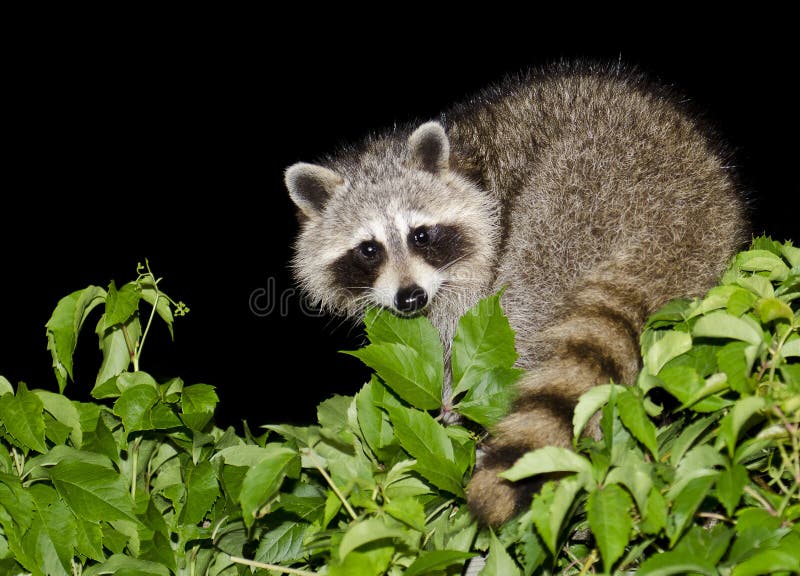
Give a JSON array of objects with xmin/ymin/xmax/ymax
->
[
  {"xmin": 498, "ymin": 236, "xmax": 800, "ymax": 574},
  {"xmin": 1, "ymin": 237, "xmax": 798, "ymax": 574}
]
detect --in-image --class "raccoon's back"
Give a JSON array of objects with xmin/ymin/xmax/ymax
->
[{"xmin": 448, "ymin": 64, "xmax": 749, "ymax": 365}]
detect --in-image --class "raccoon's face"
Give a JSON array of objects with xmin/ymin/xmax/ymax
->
[{"xmin": 285, "ymin": 122, "xmax": 498, "ymax": 320}]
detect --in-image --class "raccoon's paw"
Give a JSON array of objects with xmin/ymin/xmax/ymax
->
[{"xmin": 467, "ymin": 465, "xmax": 533, "ymax": 526}]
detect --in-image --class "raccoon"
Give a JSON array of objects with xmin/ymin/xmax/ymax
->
[{"xmin": 284, "ymin": 62, "xmax": 749, "ymax": 526}]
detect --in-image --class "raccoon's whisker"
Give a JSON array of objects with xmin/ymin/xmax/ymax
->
[{"xmin": 436, "ymin": 254, "xmax": 468, "ymax": 274}]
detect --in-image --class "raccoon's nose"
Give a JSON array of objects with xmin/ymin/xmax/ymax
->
[{"xmin": 394, "ymin": 284, "xmax": 428, "ymax": 313}]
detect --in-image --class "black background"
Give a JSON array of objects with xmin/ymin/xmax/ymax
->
[{"xmin": 3, "ymin": 19, "xmax": 796, "ymax": 431}]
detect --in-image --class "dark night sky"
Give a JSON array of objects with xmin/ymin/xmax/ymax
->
[{"xmin": 2, "ymin": 20, "xmax": 796, "ymax": 431}]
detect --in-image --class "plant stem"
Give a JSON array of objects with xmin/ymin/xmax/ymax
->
[
  {"xmin": 130, "ymin": 436, "xmax": 141, "ymax": 498},
  {"xmin": 305, "ymin": 448, "xmax": 358, "ymax": 521},
  {"xmin": 769, "ymin": 319, "xmax": 796, "ymax": 384},
  {"xmin": 121, "ymin": 324, "xmax": 137, "ymax": 372},
  {"xmin": 135, "ymin": 281, "xmax": 160, "ymax": 371},
  {"xmin": 229, "ymin": 556, "xmax": 318, "ymax": 575},
  {"xmin": 424, "ymin": 498, "xmax": 455, "ymax": 524},
  {"xmin": 744, "ymin": 485, "xmax": 777, "ymax": 515},
  {"xmin": 577, "ymin": 549, "xmax": 598, "ymax": 576},
  {"xmin": 698, "ymin": 512, "xmax": 732, "ymax": 523},
  {"xmin": 11, "ymin": 447, "xmax": 23, "ymax": 477}
]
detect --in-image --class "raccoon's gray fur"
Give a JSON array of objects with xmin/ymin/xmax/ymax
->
[{"xmin": 284, "ymin": 62, "xmax": 749, "ymax": 526}]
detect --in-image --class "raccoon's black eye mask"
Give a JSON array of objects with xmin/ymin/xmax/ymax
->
[
  {"xmin": 407, "ymin": 224, "xmax": 472, "ymax": 270},
  {"xmin": 329, "ymin": 240, "xmax": 385, "ymax": 293}
]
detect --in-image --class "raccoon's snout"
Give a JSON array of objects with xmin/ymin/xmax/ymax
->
[{"xmin": 394, "ymin": 284, "xmax": 428, "ymax": 314}]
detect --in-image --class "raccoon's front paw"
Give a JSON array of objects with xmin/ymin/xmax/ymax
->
[{"xmin": 467, "ymin": 464, "xmax": 532, "ymax": 526}]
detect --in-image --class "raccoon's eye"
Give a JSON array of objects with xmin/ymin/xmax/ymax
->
[
  {"xmin": 412, "ymin": 227, "xmax": 430, "ymax": 246},
  {"xmin": 358, "ymin": 241, "xmax": 380, "ymax": 259}
]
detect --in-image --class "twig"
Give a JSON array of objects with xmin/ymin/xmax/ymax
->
[{"xmin": 304, "ymin": 448, "xmax": 358, "ymax": 520}]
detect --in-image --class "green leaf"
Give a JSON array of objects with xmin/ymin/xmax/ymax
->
[
  {"xmin": 317, "ymin": 394, "xmax": 355, "ymax": 444},
  {"xmin": 692, "ymin": 310, "xmax": 763, "ymax": 345},
  {"xmin": 329, "ymin": 544, "xmax": 393, "ymax": 576},
  {"xmin": 139, "ymin": 277, "xmax": 176, "ymax": 339},
  {"xmin": 616, "ymin": 388, "xmax": 658, "ymax": 458},
  {"xmin": 587, "ymin": 483, "xmax": 633, "ymax": 571},
  {"xmin": 644, "ymin": 298, "xmax": 692, "ymax": 329},
  {"xmin": 637, "ymin": 548, "xmax": 715, "ymax": 575},
  {"xmin": 280, "ymin": 491, "xmax": 326, "ymax": 524},
  {"xmin": 717, "ymin": 341, "xmax": 753, "ymax": 394},
  {"xmin": 530, "ymin": 477, "xmax": 582, "ymax": 555},
  {"xmin": 216, "ymin": 443, "xmax": 290, "ymax": 467},
  {"xmin": 364, "ymin": 306, "xmax": 443, "ymax": 370},
  {"xmin": 0, "ymin": 375, "xmax": 13, "ymax": 396},
  {"xmin": 239, "ymin": 446, "xmax": 298, "ymax": 527},
  {"xmin": 657, "ymin": 365, "xmax": 730, "ymax": 413},
  {"xmin": 254, "ymin": 521, "xmax": 308, "ymax": 565},
  {"xmin": 718, "ymin": 396, "xmax": 765, "ymax": 458},
  {"xmin": 113, "ymin": 384, "xmax": 158, "ymax": 433},
  {"xmin": 339, "ymin": 516, "xmax": 409, "ymax": 559},
  {"xmin": 716, "ymin": 463, "xmax": 748, "ymax": 516},
  {"xmin": 668, "ymin": 444, "xmax": 724, "ymax": 498},
  {"xmin": 755, "ymin": 296, "xmax": 793, "ymax": 323},
  {"xmin": 24, "ymin": 445, "xmax": 115, "ymax": 477},
  {"xmin": 181, "ymin": 459, "xmax": 219, "ymax": 524},
  {"xmin": 573, "ymin": 383, "xmax": 626, "ymax": 439},
  {"xmin": 355, "ymin": 377, "xmax": 397, "ymax": 460},
  {"xmin": 384, "ymin": 496, "xmax": 426, "ymax": 531},
  {"xmin": 729, "ymin": 526, "xmax": 800, "ymax": 576},
  {"xmin": 500, "ymin": 446, "xmax": 593, "ymax": 484},
  {"xmin": 782, "ymin": 337, "xmax": 800, "ymax": 358},
  {"xmin": 678, "ymin": 372, "xmax": 731, "ymax": 411},
  {"xmin": 82, "ymin": 554, "xmax": 171, "ymax": 576},
  {"xmin": 81, "ymin": 409, "xmax": 120, "ymax": 464},
  {"xmin": 666, "ymin": 475, "xmax": 716, "ymax": 546},
  {"xmin": 74, "ymin": 516, "xmax": 105, "ymax": 562},
  {"xmin": 735, "ymin": 249, "xmax": 791, "ymax": 280},
  {"xmin": 780, "ymin": 242, "xmax": 800, "ymax": 266},
  {"xmin": 644, "ymin": 329, "xmax": 693, "ymax": 375},
  {"xmin": 451, "ymin": 366, "xmax": 521, "ymax": 428},
  {"xmin": 731, "ymin": 549, "xmax": 800, "ymax": 576},
  {"xmin": 451, "ymin": 292, "xmax": 518, "ymax": 397},
  {"xmin": 404, "ymin": 550, "xmax": 477, "ymax": 576},
  {"xmin": 347, "ymin": 343, "xmax": 441, "ymax": 409},
  {"xmin": 48, "ymin": 460, "xmax": 137, "ymax": 522},
  {"xmin": 661, "ymin": 342, "xmax": 719, "ymax": 378},
  {"xmin": 640, "ymin": 485, "xmax": 667, "ymax": 535},
  {"xmin": 605, "ymin": 458, "xmax": 653, "ymax": 518},
  {"xmin": 0, "ymin": 382, "xmax": 47, "ymax": 453},
  {"xmin": 25, "ymin": 484, "xmax": 77, "ymax": 576},
  {"xmin": 180, "ymin": 383, "xmax": 218, "ymax": 415},
  {"xmin": 727, "ymin": 288, "xmax": 759, "ymax": 316},
  {"xmin": 689, "ymin": 285, "xmax": 743, "ymax": 317},
  {"xmin": 34, "ymin": 390, "xmax": 82, "ymax": 447},
  {"xmin": 95, "ymin": 315, "xmax": 141, "ymax": 388},
  {"xmin": 46, "ymin": 285, "xmax": 107, "ymax": 392},
  {"xmin": 481, "ymin": 528, "xmax": 521, "ymax": 576},
  {"xmin": 0, "ymin": 474, "xmax": 35, "ymax": 533},
  {"xmin": 727, "ymin": 509, "xmax": 787, "ymax": 565},
  {"xmin": 384, "ymin": 403, "xmax": 464, "ymax": 496},
  {"xmin": 667, "ymin": 412, "xmax": 721, "ymax": 467},
  {"xmin": 116, "ymin": 371, "xmax": 159, "ymax": 393},
  {"xmin": 736, "ymin": 275, "xmax": 775, "ymax": 299},
  {"xmin": 104, "ymin": 280, "xmax": 142, "ymax": 328}
]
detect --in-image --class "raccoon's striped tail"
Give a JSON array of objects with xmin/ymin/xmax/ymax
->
[{"xmin": 466, "ymin": 277, "xmax": 651, "ymax": 526}]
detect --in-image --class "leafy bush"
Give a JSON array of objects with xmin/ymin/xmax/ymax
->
[{"xmin": 0, "ymin": 238, "xmax": 798, "ymax": 575}]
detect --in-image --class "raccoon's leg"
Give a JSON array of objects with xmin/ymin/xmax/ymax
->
[{"xmin": 467, "ymin": 271, "xmax": 650, "ymax": 526}]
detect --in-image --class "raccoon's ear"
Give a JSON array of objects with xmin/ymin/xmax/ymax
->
[
  {"xmin": 284, "ymin": 163, "xmax": 344, "ymax": 219},
  {"xmin": 407, "ymin": 121, "xmax": 450, "ymax": 174}
]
